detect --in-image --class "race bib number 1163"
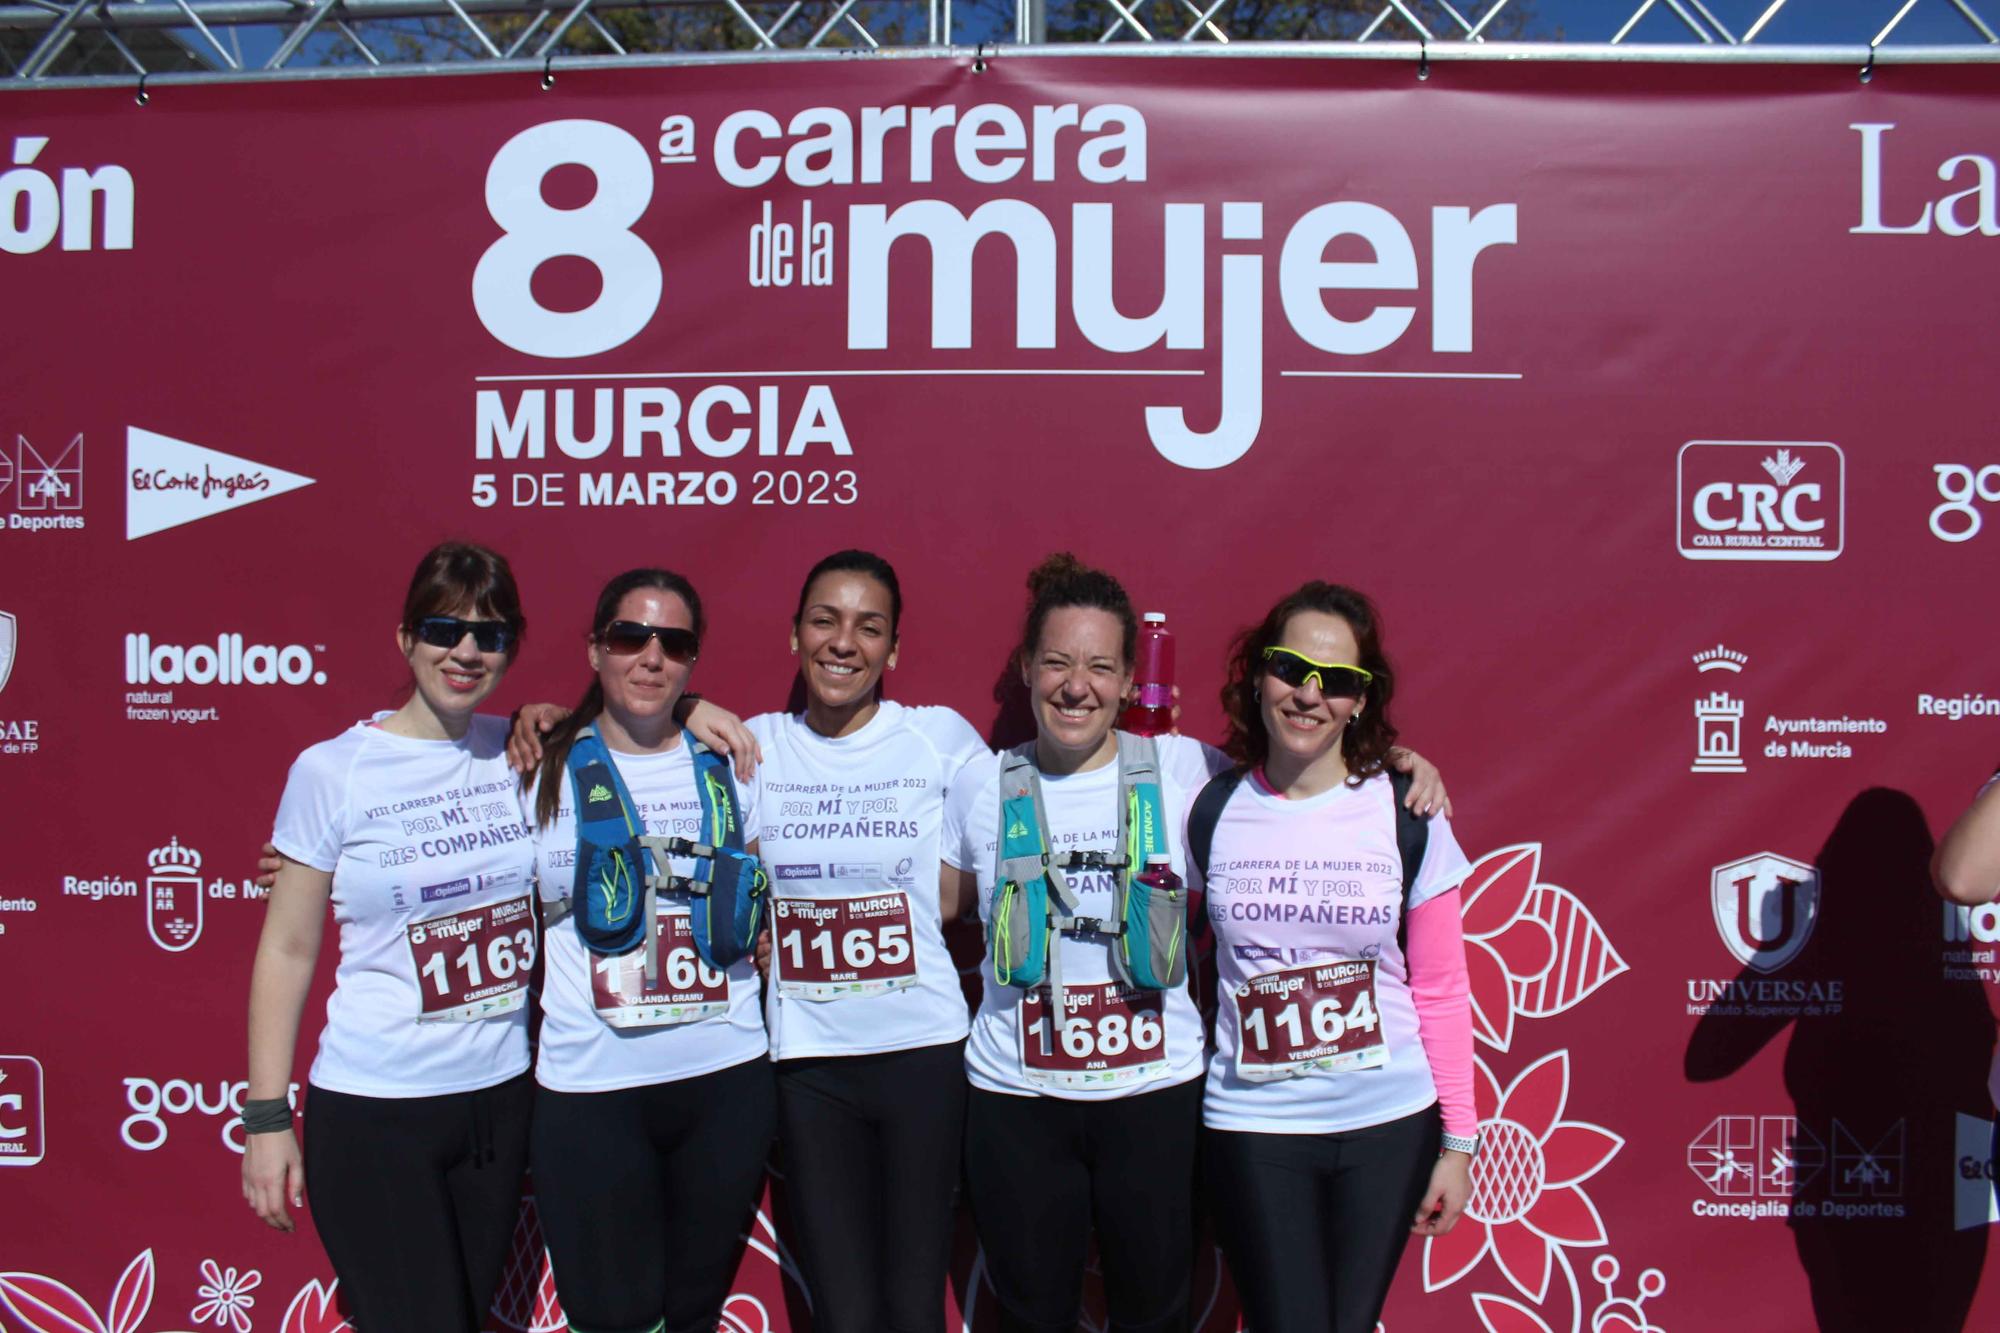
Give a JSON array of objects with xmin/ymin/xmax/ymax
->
[{"xmin": 407, "ymin": 895, "xmax": 536, "ymax": 1022}]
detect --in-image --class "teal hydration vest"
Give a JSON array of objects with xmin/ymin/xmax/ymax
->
[
  {"xmin": 989, "ymin": 733, "xmax": 1188, "ymax": 1018},
  {"xmin": 554, "ymin": 724, "xmax": 768, "ymax": 984}
]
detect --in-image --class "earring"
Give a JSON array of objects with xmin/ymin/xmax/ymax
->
[{"xmin": 1251, "ymin": 686, "xmax": 1261, "ymax": 702}]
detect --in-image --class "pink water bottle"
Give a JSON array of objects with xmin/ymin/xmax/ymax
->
[{"xmin": 1121, "ymin": 612, "xmax": 1175, "ymax": 736}]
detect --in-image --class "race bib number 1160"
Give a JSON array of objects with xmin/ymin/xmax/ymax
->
[{"xmin": 591, "ymin": 909, "xmax": 730, "ymax": 1028}]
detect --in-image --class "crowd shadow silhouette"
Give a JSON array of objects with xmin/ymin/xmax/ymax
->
[{"xmin": 1686, "ymin": 787, "xmax": 1994, "ymax": 1331}]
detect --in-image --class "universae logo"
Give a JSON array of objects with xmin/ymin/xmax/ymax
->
[
  {"xmin": 1678, "ymin": 440, "xmax": 1844, "ymax": 562},
  {"xmin": 1711, "ymin": 852, "xmax": 1819, "ymax": 974}
]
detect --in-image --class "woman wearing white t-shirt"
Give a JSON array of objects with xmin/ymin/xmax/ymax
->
[
  {"xmin": 939, "ymin": 553, "xmax": 1233, "ymax": 1333},
  {"xmin": 524, "ymin": 567, "xmax": 775, "ymax": 1333},
  {"xmin": 747, "ymin": 549, "xmax": 988, "ymax": 1333},
  {"xmin": 939, "ymin": 557, "xmax": 1449, "ymax": 1333},
  {"xmin": 509, "ymin": 551, "xmax": 989, "ymax": 1332},
  {"xmin": 243, "ymin": 542, "xmax": 537, "ymax": 1333},
  {"xmin": 1199, "ymin": 581, "xmax": 1477, "ymax": 1333}
]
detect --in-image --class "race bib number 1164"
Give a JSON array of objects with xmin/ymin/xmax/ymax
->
[{"xmin": 1233, "ymin": 959, "xmax": 1384, "ymax": 1081}]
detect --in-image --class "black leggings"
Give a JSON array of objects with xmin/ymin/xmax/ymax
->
[
  {"xmin": 964, "ymin": 1077, "xmax": 1203, "ymax": 1333},
  {"xmin": 530, "ymin": 1057, "xmax": 777, "ymax": 1333},
  {"xmin": 775, "ymin": 1040, "xmax": 968, "ymax": 1333},
  {"xmin": 303, "ymin": 1073, "xmax": 533, "ymax": 1333},
  {"xmin": 1203, "ymin": 1106, "xmax": 1442, "ymax": 1333}
]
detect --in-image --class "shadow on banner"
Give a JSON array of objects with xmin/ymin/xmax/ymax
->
[{"xmin": 1685, "ymin": 787, "xmax": 1993, "ymax": 1331}]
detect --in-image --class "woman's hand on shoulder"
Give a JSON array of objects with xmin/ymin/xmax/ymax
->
[
  {"xmin": 1411, "ymin": 1149, "xmax": 1472, "ymax": 1236},
  {"xmin": 677, "ymin": 697, "xmax": 762, "ymax": 782},
  {"xmin": 507, "ymin": 703, "xmax": 571, "ymax": 774},
  {"xmin": 243, "ymin": 1128, "xmax": 305, "ymax": 1232},
  {"xmin": 1387, "ymin": 747, "xmax": 1451, "ymax": 819}
]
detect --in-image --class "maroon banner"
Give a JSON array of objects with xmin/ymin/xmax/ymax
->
[{"xmin": 3, "ymin": 54, "xmax": 1998, "ymax": 1333}]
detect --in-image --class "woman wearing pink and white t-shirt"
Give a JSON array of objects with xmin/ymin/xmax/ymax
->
[{"xmin": 1197, "ymin": 581, "xmax": 1477, "ymax": 1333}]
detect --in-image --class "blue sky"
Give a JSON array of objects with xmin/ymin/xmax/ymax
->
[{"xmin": 202, "ymin": 0, "xmax": 1999, "ymax": 74}]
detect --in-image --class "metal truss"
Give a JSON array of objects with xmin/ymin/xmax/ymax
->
[{"xmin": 3, "ymin": 0, "xmax": 1997, "ymax": 82}]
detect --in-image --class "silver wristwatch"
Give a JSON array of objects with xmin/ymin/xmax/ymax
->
[{"xmin": 1441, "ymin": 1130, "xmax": 1481, "ymax": 1157}]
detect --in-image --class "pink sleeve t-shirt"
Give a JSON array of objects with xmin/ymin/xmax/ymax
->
[{"xmin": 1200, "ymin": 769, "xmax": 1473, "ymax": 1135}]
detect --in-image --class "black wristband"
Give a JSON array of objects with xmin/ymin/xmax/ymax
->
[{"xmin": 241, "ymin": 1097, "xmax": 294, "ymax": 1135}]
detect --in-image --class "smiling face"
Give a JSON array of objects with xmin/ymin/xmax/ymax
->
[
  {"xmin": 398, "ymin": 602, "xmax": 510, "ymax": 724},
  {"xmin": 1260, "ymin": 609, "xmax": 1365, "ymax": 775},
  {"xmin": 1024, "ymin": 605, "xmax": 1133, "ymax": 770},
  {"xmin": 792, "ymin": 570, "xmax": 898, "ymax": 714},
  {"xmin": 588, "ymin": 587, "xmax": 697, "ymax": 732}
]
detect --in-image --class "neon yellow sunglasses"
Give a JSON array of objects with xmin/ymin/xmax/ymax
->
[{"xmin": 1261, "ymin": 646, "xmax": 1373, "ymax": 699}]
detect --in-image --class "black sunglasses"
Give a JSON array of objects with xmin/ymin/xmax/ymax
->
[
  {"xmin": 600, "ymin": 621, "xmax": 700, "ymax": 663},
  {"xmin": 413, "ymin": 616, "xmax": 517, "ymax": 654}
]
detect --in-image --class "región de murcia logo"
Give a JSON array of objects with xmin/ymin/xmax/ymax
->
[{"xmin": 147, "ymin": 836, "xmax": 204, "ymax": 952}]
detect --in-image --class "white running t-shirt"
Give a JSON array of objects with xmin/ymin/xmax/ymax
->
[
  {"xmin": 530, "ymin": 739, "xmax": 767, "ymax": 1093},
  {"xmin": 749, "ymin": 701, "xmax": 988, "ymax": 1060},
  {"xmin": 271, "ymin": 713, "xmax": 535, "ymax": 1098},
  {"xmin": 942, "ymin": 732, "xmax": 1229, "ymax": 1101},
  {"xmin": 1201, "ymin": 771, "xmax": 1470, "ymax": 1134}
]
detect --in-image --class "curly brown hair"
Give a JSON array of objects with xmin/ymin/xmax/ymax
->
[
  {"xmin": 1220, "ymin": 581, "xmax": 1398, "ymax": 783},
  {"xmin": 1012, "ymin": 552, "xmax": 1138, "ymax": 671}
]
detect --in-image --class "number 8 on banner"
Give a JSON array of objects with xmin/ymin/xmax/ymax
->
[{"xmin": 474, "ymin": 120, "xmax": 662, "ymax": 358}]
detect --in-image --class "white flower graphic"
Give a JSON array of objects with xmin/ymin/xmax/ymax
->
[
  {"xmin": 1423, "ymin": 1052, "xmax": 1622, "ymax": 1304},
  {"xmin": 192, "ymin": 1259, "xmax": 261, "ymax": 1333}
]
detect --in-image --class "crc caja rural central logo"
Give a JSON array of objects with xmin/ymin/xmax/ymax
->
[
  {"xmin": 1678, "ymin": 440, "xmax": 1844, "ymax": 562},
  {"xmin": 0, "ymin": 1054, "xmax": 45, "ymax": 1167}
]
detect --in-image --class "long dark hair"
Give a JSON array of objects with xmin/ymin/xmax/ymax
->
[
  {"xmin": 533, "ymin": 568, "xmax": 704, "ymax": 828},
  {"xmin": 1221, "ymin": 581, "xmax": 1398, "ymax": 783},
  {"xmin": 1013, "ymin": 552, "xmax": 1137, "ymax": 672},
  {"xmin": 794, "ymin": 549, "xmax": 903, "ymax": 636}
]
